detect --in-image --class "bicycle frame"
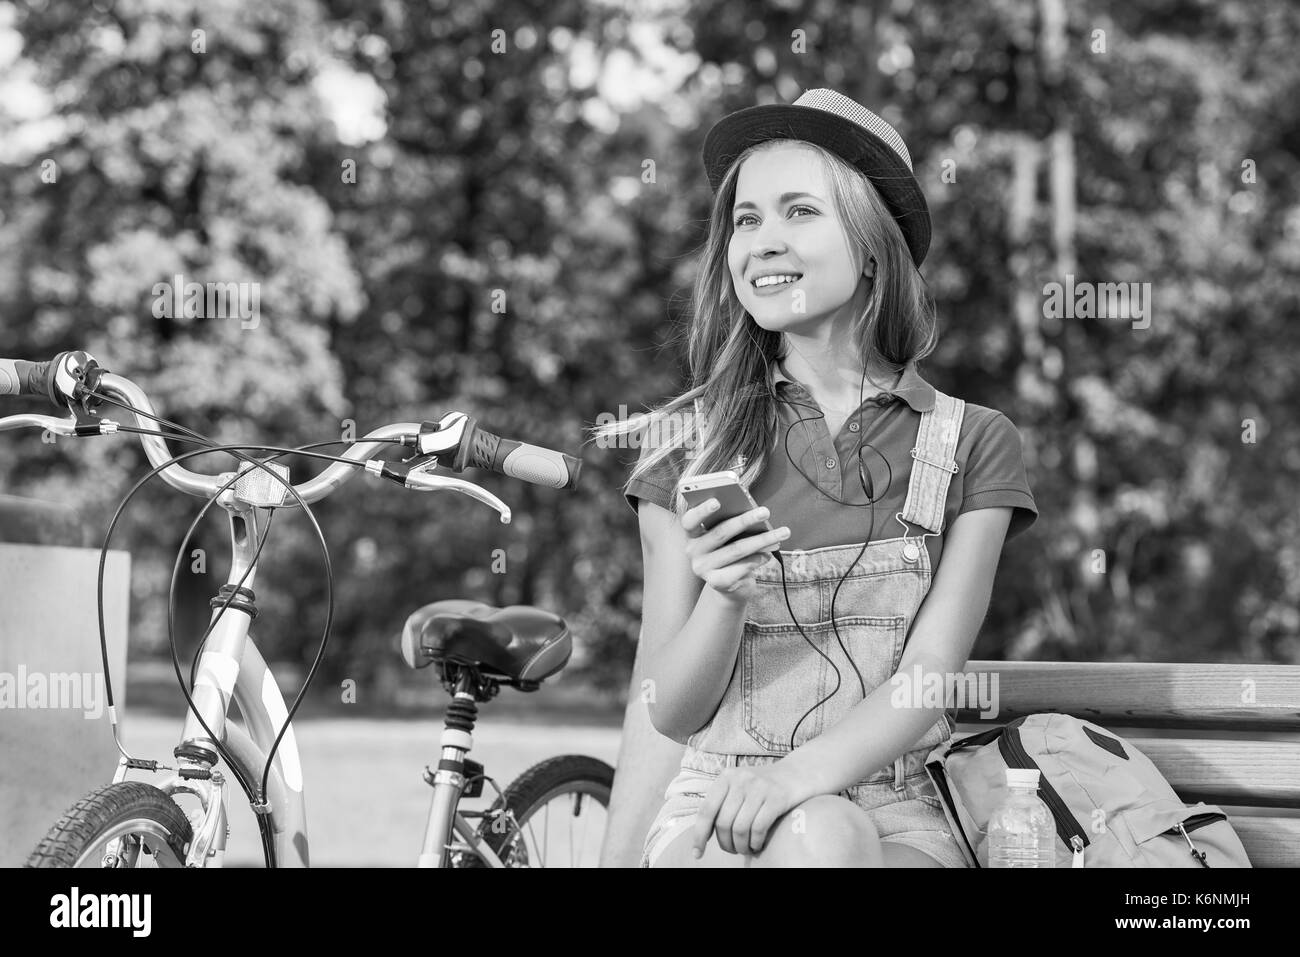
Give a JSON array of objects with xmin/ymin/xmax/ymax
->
[
  {"xmin": 427, "ymin": 779, "xmax": 510, "ymax": 869},
  {"xmin": 113, "ymin": 488, "xmax": 309, "ymax": 867},
  {"xmin": 106, "ymin": 487, "xmax": 518, "ymax": 869},
  {"xmin": 105, "ymin": 481, "xmax": 520, "ymax": 868}
]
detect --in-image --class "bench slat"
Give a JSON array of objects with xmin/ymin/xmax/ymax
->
[
  {"xmin": 957, "ymin": 661, "xmax": 1300, "ymax": 732},
  {"xmin": 1130, "ymin": 739, "xmax": 1300, "ymax": 809},
  {"xmin": 1230, "ymin": 816, "xmax": 1300, "ymax": 868}
]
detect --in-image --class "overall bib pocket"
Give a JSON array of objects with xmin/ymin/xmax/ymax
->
[{"xmin": 741, "ymin": 615, "xmax": 906, "ymax": 752}]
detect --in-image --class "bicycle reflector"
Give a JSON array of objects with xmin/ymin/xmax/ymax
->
[{"xmin": 232, "ymin": 460, "xmax": 291, "ymax": 507}]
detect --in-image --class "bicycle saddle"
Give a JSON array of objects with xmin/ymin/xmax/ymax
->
[{"xmin": 400, "ymin": 599, "xmax": 571, "ymax": 684}]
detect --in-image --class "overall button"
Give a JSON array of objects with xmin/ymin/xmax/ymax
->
[{"xmin": 902, "ymin": 541, "xmax": 920, "ymax": 563}]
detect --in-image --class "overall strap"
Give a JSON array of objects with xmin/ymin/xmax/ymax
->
[{"xmin": 899, "ymin": 389, "xmax": 965, "ymax": 535}]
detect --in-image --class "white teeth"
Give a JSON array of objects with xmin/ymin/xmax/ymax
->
[{"xmin": 754, "ymin": 274, "xmax": 800, "ymax": 288}]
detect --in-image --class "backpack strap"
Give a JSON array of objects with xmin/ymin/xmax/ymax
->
[{"xmin": 898, "ymin": 389, "xmax": 965, "ymax": 536}]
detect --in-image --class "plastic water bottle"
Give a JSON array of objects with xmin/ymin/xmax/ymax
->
[{"xmin": 987, "ymin": 768, "xmax": 1056, "ymax": 868}]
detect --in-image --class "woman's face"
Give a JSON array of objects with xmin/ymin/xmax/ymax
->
[{"xmin": 728, "ymin": 143, "xmax": 869, "ymax": 335}]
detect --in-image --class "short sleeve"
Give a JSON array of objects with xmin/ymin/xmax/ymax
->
[
  {"xmin": 623, "ymin": 426, "xmax": 687, "ymax": 516},
  {"xmin": 956, "ymin": 412, "xmax": 1038, "ymax": 540}
]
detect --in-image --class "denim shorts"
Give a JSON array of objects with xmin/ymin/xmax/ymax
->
[{"xmin": 641, "ymin": 744, "xmax": 968, "ymax": 868}]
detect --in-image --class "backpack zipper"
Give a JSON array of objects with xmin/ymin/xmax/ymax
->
[
  {"xmin": 1172, "ymin": 822, "xmax": 1211, "ymax": 867},
  {"xmin": 1070, "ymin": 835, "xmax": 1085, "ymax": 868},
  {"xmin": 1168, "ymin": 812, "xmax": 1225, "ymax": 867},
  {"xmin": 1172, "ymin": 811, "xmax": 1227, "ymax": 834},
  {"xmin": 998, "ymin": 725, "xmax": 1092, "ymax": 864}
]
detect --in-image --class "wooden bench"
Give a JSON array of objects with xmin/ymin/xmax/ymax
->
[{"xmin": 952, "ymin": 661, "xmax": 1300, "ymax": 868}]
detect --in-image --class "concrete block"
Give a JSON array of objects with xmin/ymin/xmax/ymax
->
[{"xmin": 0, "ymin": 543, "xmax": 130, "ymax": 867}]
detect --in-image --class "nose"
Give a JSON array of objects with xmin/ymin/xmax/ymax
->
[
  {"xmin": 749, "ymin": 232, "xmax": 788, "ymax": 264},
  {"xmin": 753, "ymin": 215, "xmax": 790, "ymax": 249}
]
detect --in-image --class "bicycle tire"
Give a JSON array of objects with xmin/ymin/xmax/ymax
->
[
  {"xmin": 25, "ymin": 781, "xmax": 194, "ymax": 868},
  {"xmin": 475, "ymin": 754, "xmax": 614, "ymax": 868}
]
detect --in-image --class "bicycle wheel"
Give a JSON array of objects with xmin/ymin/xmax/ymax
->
[
  {"xmin": 476, "ymin": 754, "xmax": 613, "ymax": 868},
  {"xmin": 25, "ymin": 781, "xmax": 194, "ymax": 868}
]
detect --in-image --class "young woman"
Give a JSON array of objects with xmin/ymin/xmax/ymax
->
[{"xmin": 595, "ymin": 89, "xmax": 1037, "ymax": 867}]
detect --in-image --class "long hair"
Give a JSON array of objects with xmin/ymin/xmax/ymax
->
[{"xmin": 592, "ymin": 138, "xmax": 938, "ymax": 513}]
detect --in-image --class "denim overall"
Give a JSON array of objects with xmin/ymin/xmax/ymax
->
[{"xmin": 641, "ymin": 390, "xmax": 969, "ymax": 867}]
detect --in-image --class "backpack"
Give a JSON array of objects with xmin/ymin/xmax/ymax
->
[{"xmin": 924, "ymin": 713, "xmax": 1252, "ymax": 867}]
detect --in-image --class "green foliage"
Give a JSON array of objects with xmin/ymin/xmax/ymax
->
[{"xmin": 1, "ymin": 0, "xmax": 1295, "ymax": 709}]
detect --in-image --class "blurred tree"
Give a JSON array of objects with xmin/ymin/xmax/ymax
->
[
  {"xmin": 314, "ymin": 0, "xmax": 691, "ymax": 694},
  {"xmin": 0, "ymin": 0, "xmax": 362, "ymax": 668},
  {"xmin": 1, "ymin": 0, "xmax": 1296, "ymax": 716}
]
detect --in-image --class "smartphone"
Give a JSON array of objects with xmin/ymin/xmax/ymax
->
[{"xmin": 677, "ymin": 470, "xmax": 777, "ymax": 551}]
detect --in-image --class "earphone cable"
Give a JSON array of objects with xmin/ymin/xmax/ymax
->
[{"xmin": 769, "ymin": 358, "xmax": 901, "ymax": 751}]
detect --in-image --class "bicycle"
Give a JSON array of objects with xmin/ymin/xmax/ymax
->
[{"xmin": 3, "ymin": 350, "xmax": 614, "ymax": 868}]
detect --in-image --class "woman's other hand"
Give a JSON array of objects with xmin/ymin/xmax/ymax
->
[
  {"xmin": 691, "ymin": 761, "xmax": 807, "ymax": 858},
  {"xmin": 681, "ymin": 499, "xmax": 790, "ymax": 605}
]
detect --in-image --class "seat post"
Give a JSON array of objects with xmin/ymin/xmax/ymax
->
[{"xmin": 416, "ymin": 667, "xmax": 479, "ymax": 867}]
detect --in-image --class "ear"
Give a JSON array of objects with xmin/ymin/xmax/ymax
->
[{"xmin": 864, "ymin": 255, "xmax": 877, "ymax": 280}]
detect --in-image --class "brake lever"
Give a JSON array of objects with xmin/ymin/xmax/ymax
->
[
  {"xmin": 364, "ymin": 457, "xmax": 511, "ymax": 523},
  {"xmin": 407, "ymin": 470, "xmax": 511, "ymax": 523}
]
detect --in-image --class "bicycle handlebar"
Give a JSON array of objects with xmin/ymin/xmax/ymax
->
[
  {"xmin": 101, "ymin": 371, "xmax": 416, "ymax": 503},
  {"xmin": 447, "ymin": 419, "xmax": 581, "ymax": 491},
  {"xmin": 0, "ymin": 357, "xmax": 59, "ymax": 405},
  {"xmin": 0, "ymin": 352, "xmax": 583, "ymax": 505}
]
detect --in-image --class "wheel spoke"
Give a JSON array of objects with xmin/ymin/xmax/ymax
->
[
  {"xmin": 512, "ymin": 788, "xmax": 608, "ymax": 867},
  {"xmin": 523, "ymin": 807, "xmax": 543, "ymax": 867},
  {"xmin": 542, "ymin": 800, "xmax": 550, "ymax": 866},
  {"xmin": 471, "ymin": 761, "xmax": 613, "ymax": 868}
]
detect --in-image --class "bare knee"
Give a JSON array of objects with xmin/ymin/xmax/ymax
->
[{"xmin": 755, "ymin": 795, "xmax": 881, "ymax": 867}]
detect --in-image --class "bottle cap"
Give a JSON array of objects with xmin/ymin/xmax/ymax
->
[{"xmin": 1005, "ymin": 768, "xmax": 1041, "ymax": 789}]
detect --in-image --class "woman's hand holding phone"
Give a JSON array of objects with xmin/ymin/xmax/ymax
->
[{"xmin": 681, "ymin": 498, "xmax": 790, "ymax": 604}]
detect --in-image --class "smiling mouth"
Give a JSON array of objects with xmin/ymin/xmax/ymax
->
[{"xmin": 751, "ymin": 274, "xmax": 803, "ymax": 290}]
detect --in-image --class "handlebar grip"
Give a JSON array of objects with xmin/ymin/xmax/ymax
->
[
  {"xmin": 457, "ymin": 424, "xmax": 582, "ymax": 490},
  {"xmin": 0, "ymin": 358, "xmax": 57, "ymax": 405}
]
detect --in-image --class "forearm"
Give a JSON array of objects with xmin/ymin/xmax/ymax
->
[
  {"xmin": 642, "ymin": 587, "xmax": 749, "ymax": 741},
  {"xmin": 781, "ymin": 643, "xmax": 959, "ymax": 801},
  {"xmin": 599, "ymin": 639, "xmax": 686, "ymax": 867}
]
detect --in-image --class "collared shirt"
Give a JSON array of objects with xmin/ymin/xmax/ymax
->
[{"xmin": 623, "ymin": 356, "xmax": 1038, "ymax": 569}]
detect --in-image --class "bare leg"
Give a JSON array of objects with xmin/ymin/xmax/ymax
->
[
  {"xmin": 880, "ymin": 843, "xmax": 945, "ymax": 867},
  {"xmin": 649, "ymin": 816, "xmax": 752, "ymax": 868},
  {"xmin": 651, "ymin": 794, "xmax": 885, "ymax": 868},
  {"xmin": 597, "ymin": 632, "xmax": 686, "ymax": 868}
]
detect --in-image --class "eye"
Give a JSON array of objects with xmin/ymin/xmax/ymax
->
[{"xmin": 733, "ymin": 205, "xmax": 818, "ymax": 228}]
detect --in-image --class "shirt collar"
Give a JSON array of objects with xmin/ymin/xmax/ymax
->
[{"xmin": 770, "ymin": 354, "xmax": 936, "ymax": 413}]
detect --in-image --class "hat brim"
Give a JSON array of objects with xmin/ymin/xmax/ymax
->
[{"xmin": 702, "ymin": 104, "xmax": 930, "ymax": 267}]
